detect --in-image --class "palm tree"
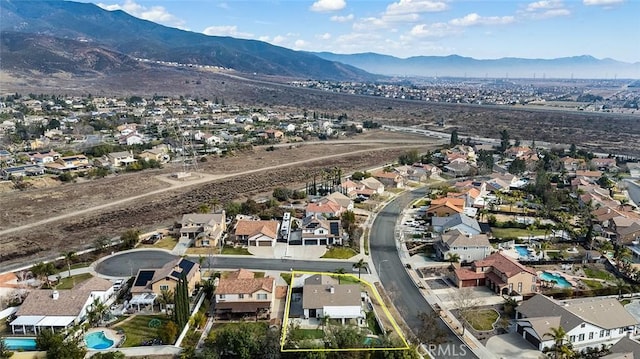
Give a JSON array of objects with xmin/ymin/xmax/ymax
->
[
  {"xmin": 318, "ymin": 315, "xmax": 330, "ymax": 333},
  {"xmin": 446, "ymin": 253, "xmax": 460, "ymax": 263},
  {"xmin": 87, "ymin": 297, "xmax": 108, "ymax": 327},
  {"xmin": 352, "ymin": 259, "xmax": 366, "ymax": 279},
  {"xmin": 614, "ymin": 278, "xmax": 630, "ymax": 299},
  {"xmin": 31, "ymin": 262, "xmax": 55, "ymax": 288},
  {"xmin": 334, "ymin": 268, "xmax": 346, "ymax": 284},
  {"xmin": 544, "ymin": 326, "xmax": 570, "ymax": 359},
  {"xmin": 62, "ymin": 251, "xmax": 76, "ymax": 279},
  {"xmin": 159, "ymin": 288, "xmax": 174, "ymax": 315}
]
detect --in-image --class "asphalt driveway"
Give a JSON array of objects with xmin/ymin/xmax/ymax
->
[{"xmin": 485, "ymin": 333, "xmax": 544, "ymax": 359}]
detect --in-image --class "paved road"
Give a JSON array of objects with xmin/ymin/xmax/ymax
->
[
  {"xmin": 94, "ymin": 249, "xmax": 358, "ymax": 277},
  {"xmin": 369, "ymin": 187, "xmax": 477, "ymax": 359}
]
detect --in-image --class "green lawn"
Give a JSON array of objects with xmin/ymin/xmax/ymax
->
[
  {"xmin": 491, "ymin": 227, "xmax": 546, "ymax": 239},
  {"xmin": 332, "ymin": 274, "xmax": 361, "ymax": 285},
  {"xmin": 321, "ymin": 247, "xmax": 357, "ymax": 259},
  {"xmin": 208, "ymin": 322, "xmax": 268, "ymax": 340},
  {"xmin": 56, "ymin": 273, "xmax": 93, "ymax": 289},
  {"xmin": 113, "ymin": 315, "xmax": 171, "ymax": 347},
  {"xmin": 221, "ymin": 245, "xmax": 252, "ymax": 255},
  {"xmin": 293, "ymin": 328, "xmax": 324, "ymax": 340},
  {"xmin": 465, "ymin": 309, "xmax": 499, "ymax": 331},
  {"xmin": 583, "ymin": 266, "xmax": 614, "ymax": 280},
  {"xmin": 137, "ymin": 236, "xmax": 178, "ymax": 250},
  {"xmin": 582, "ymin": 279, "xmax": 604, "ymax": 289},
  {"xmin": 621, "ymin": 299, "xmax": 631, "ymax": 306}
]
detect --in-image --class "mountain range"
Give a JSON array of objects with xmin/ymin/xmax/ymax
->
[
  {"xmin": 312, "ymin": 52, "xmax": 640, "ymax": 79},
  {"xmin": 0, "ymin": 0, "xmax": 637, "ymax": 81},
  {"xmin": 0, "ymin": 0, "xmax": 373, "ymax": 81}
]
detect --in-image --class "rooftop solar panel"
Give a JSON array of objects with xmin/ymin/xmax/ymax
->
[{"xmin": 134, "ymin": 270, "xmax": 155, "ymax": 287}]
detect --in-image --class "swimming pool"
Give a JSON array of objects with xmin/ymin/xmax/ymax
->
[
  {"xmin": 3, "ymin": 337, "xmax": 37, "ymax": 351},
  {"xmin": 539, "ymin": 271, "xmax": 572, "ymax": 288},
  {"xmin": 514, "ymin": 245, "xmax": 531, "ymax": 257},
  {"xmin": 85, "ymin": 331, "xmax": 115, "ymax": 350}
]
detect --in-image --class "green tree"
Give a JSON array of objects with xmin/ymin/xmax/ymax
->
[
  {"xmin": 62, "ymin": 250, "xmax": 76, "ymax": 279},
  {"xmin": 398, "ymin": 150, "xmax": 420, "ymax": 165},
  {"xmin": 273, "ymin": 187, "xmax": 292, "ymax": 201},
  {"xmin": 87, "ymin": 297, "xmax": 108, "ymax": 327},
  {"xmin": 509, "ymin": 158, "xmax": 526, "ymax": 175},
  {"xmin": 543, "ymin": 326, "xmax": 572, "ymax": 359},
  {"xmin": 173, "ymin": 273, "xmax": 190, "ymax": 329},
  {"xmin": 31, "ymin": 261, "xmax": 55, "ymax": 288},
  {"xmin": 207, "ymin": 322, "xmax": 265, "ymax": 359},
  {"xmin": 198, "ymin": 204, "xmax": 211, "ymax": 214},
  {"xmin": 352, "ymin": 258, "xmax": 366, "ymax": 279},
  {"xmin": 160, "ymin": 321, "xmax": 178, "ymax": 344},
  {"xmin": 450, "ymin": 129, "xmax": 459, "ymax": 146},
  {"xmin": 120, "ymin": 228, "xmax": 141, "ymax": 249},
  {"xmin": 36, "ymin": 329, "xmax": 86, "ymax": 359},
  {"xmin": 499, "ymin": 129, "xmax": 510, "ymax": 152},
  {"xmin": 446, "ymin": 252, "xmax": 460, "ymax": 263},
  {"xmin": 159, "ymin": 288, "xmax": 174, "ymax": 315},
  {"xmin": 90, "ymin": 352, "xmax": 126, "ymax": 359}
]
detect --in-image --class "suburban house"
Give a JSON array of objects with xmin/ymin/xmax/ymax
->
[
  {"xmin": 44, "ymin": 155, "xmax": 91, "ymax": 174},
  {"xmin": 372, "ymin": 171, "xmax": 404, "ymax": 188},
  {"xmin": 435, "ymin": 229, "xmax": 492, "ymax": 263},
  {"xmin": 10, "ymin": 277, "xmax": 114, "ymax": 335},
  {"xmin": 432, "ymin": 214, "xmax": 482, "ymax": 236},
  {"xmin": 359, "ymin": 177, "xmax": 385, "ymax": 195},
  {"xmin": 302, "ymin": 275, "xmax": 364, "ymax": 325},
  {"xmin": 324, "ymin": 192, "xmax": 354, "ymax": 212},
  {"xmin": 426, "ymin": 197, "xmax": 465, "ymax": 217},
  {"xmin": 562, "ymin": 157, "xmax": 587, "ymax": 172},
  {"xmin": 611, "ymin": 216, "xmax": 640, "ymax": 244},
  {"xmin": 305, "ymin": 198, "xmax": 346, "ymax": 218},
  {"xmin": 139, "ymin": 148, "xmax": 170, "ymax": 163},
  {"xmin": 296, "ymin": 215, "xmax": 343, "ymax": 246},
  {"xmin": 31, "ymin": 150, "xmax": 60, "ymax": 165},
  {"xmin": 591, "ymin": 157, "xmax": 618, "ymax": 172},
  {"xmin": 106, "ymin": 151, "xmax": 136, "ymax": 168},
  {"xmin": 452, "ymin": 251, "xmax": 539, "ymax": 295},
  {"xmin": 234, "ymin": 219, "xmax": 279, "ymax": 246},
  {"xmin": 130, "ymin": 258, "xmax": 201, "ymax": 297},
  {"xmin": 214, "ymin": 269, "xmax": 275, "ymax": 317},
  {"xmin": 1, "ymin": 164, "xmax": 44, "ymax": 180},
  {"xmin": 444, "ymin": 159, "xmax": 473, "ymax": 177},
  {"xmin": 516, "ymin": 294, "xmax": 639, "ymax": 351},
  {"xmin": 179, "ymin": 211, "xmax": 226, "ymax": 247},
  {"xmin": 606, "ymin": 336, "xmax": 640, "ymax": 358}
]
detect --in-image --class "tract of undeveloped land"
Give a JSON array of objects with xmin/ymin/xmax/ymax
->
[{"xmin": 0, "ymin": 133, "xmax": 442, "ymax": 268}]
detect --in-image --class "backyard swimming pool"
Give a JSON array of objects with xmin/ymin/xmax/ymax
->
[
  {"xmin": 514, "ymin": 245, "xmax": 532, "ymax": 257},
  {"xmin": 3, "ymin": 337, "xmax": 37, "ymax": 351},
  {"xmin": 85, "ymin": 331, "xmax": 115, "ymax": 350},
  {"xmin": 539, "ymin": 271, "xmax": 572, "ymax": 288}
]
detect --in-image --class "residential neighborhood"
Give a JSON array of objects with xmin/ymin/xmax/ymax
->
[{"xmin": 5, "ymin": 94, "xmax": 640, "ymax": 359}]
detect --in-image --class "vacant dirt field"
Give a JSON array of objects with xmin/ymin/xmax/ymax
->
[{"xmin": 0, "ymin": 133, "xmax": 440, "ymax": 268}]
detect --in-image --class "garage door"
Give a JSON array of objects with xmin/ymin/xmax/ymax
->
[
  {"xmin": 259, "ymin": 241, "xmax": 272, "ymax": 246},
  {"xmin": 304, "ymin": 239, "xmax": 317, "ymax": 245},
  {"xmin": 523, "ymin": 330, "xmax": 540, "ymax": 348}
]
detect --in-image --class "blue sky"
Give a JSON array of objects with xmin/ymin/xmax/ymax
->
[{"xmin": 92, "ymin": 0, "xmax": 640, "ymax": 62}]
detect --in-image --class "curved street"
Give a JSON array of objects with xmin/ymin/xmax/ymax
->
[
  {"xmin": 94, "ymin": 249, "xmax": 357, "ymax": 277},
  {"xmin": 369, "ymin": 187, "xmax": 477, "ymax": 359}
]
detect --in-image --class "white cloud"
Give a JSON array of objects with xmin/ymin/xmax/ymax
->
[
  {"xmin": 386, "ymin": 0, "xmax": 447, "ymax": 15},
  {"xmin": 317, "ymin": 32, "xmax": 332, "ymax": 40},
  {"xmin": 449, "ymin": 13, "xmax": 515, "ymax": 26},
  {"xmin": 583, "ymin": 0, "xmax": 624, "ymax": 5},
  {"xmin": 310, "ymin": 0, "xmax": 346, "ymax": 12},
  {"xmin": 330, "ymin": 14, "xmax": 354, "ymax": 22},
  {"xmin": 272, "ymin": 35, "xmax": 287, "ymax": 44},
  {"xmin": 202, "ymin": 25, "xmax": 254, "ymax": 39},
  {"xmin": 409, "ymin": 22, "xmax": 459, "ymax": 38},
  {"xmin": 521, "ymin": 0, "xmax": 571, "ymax": 18},
  {"xmin": 97, "ymin": 0, "xmax": 186, "ymax": 29},
  {"xmin": 258, "ymin": 35, "xmax": 270, "ymax": 42},
  {"xmin": 294, "ymin": 39, "xmax": 308, "ymax": 49}
]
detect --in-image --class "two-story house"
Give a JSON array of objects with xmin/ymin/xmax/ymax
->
[
  {"xmin": 426, "ymin": 197, "xmax": 465, "ymax": 217},
  {"xmin": 179, "ymin": 211, "xmax": 226, "ymax": 247},
  {"xmin": 516, "ymin": 294, "xmax": 639, "ymax": 352},
  {"xmin": 215, "ymin": 269, "xmax": 275, "ymax": 317},
  {"xmin": 298, "ymin": 215, "xmax": 343, "ymax": 246},
  {"xmin": 372, "ymin": 171, "xmax": 404, "ymax": 188},
  {"xmin": 434, "ymin": 229, "xmax": 491, "ymax": 263},
  {"xmin": 106, "ymin": 151, "xmax": 136, "ymax": 168},
  {"xmin": 130, "ymin": 258, "xmax": 201, "ymax": 297},
  {"xmin": 452, "ymin": 251, "xmax": 539, "ymax": 295}
]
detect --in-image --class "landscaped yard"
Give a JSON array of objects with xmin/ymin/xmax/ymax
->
[
  {"xmin": 280, "ymin": 273, "xmax": 292, "ymax": 285},
  {"xmin": 113, "ymin": 315, "xmax": 171, "ymax": 347},
  {"xmin": 583, "ymin": 266, "xmax": 614, "ymax": 280},
  {"xmin": 321, "ymin": 247, "xmax": 357, "ymax": 259},
  {"xmin": 491, "ymin": 227, "xmax": 546, "ymax": 239},
  {"xmin": 582, "ymin": 279, "xmax": 604, "ymax": 289},
  {"xmin": 56, "ymin": 273, "xmax": 93, "ymax": 289},
  {"xmin": 292, "ymin": 328, "xmax": 324, "ymax": 340},
  {"xmin": 465, "ymin": 309, "xmax": 499, "ymax": 331},
  {"xmin": 221, "ymin": 245, "xmax": 252, "ymax": 255},
  {"xmin": 138, "ymin": 236, "xmax": 178, "ymax": 250}
]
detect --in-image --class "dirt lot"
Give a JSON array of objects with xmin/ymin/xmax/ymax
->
[{"xmin": 0, "ymin": 132, "xmax": 439, "ymax": 268}]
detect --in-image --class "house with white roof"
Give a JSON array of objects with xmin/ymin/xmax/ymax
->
[{"xmin": 302, "ymin": 275, "xmax": 364, "ymax": 325}]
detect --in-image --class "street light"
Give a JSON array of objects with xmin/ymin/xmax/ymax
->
[{"xmin": 377, "ymin": 259, "xmax": 389, "ymax": 279}]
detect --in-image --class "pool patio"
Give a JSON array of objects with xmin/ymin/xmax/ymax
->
[{"xmin": 84, "ymin": 328, "xmax": 123, "ymax": 350}]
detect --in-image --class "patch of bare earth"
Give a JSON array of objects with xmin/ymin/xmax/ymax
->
[{"xmin": 0, "ymin": 134, "xmax": 438, "ymax": 268}]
